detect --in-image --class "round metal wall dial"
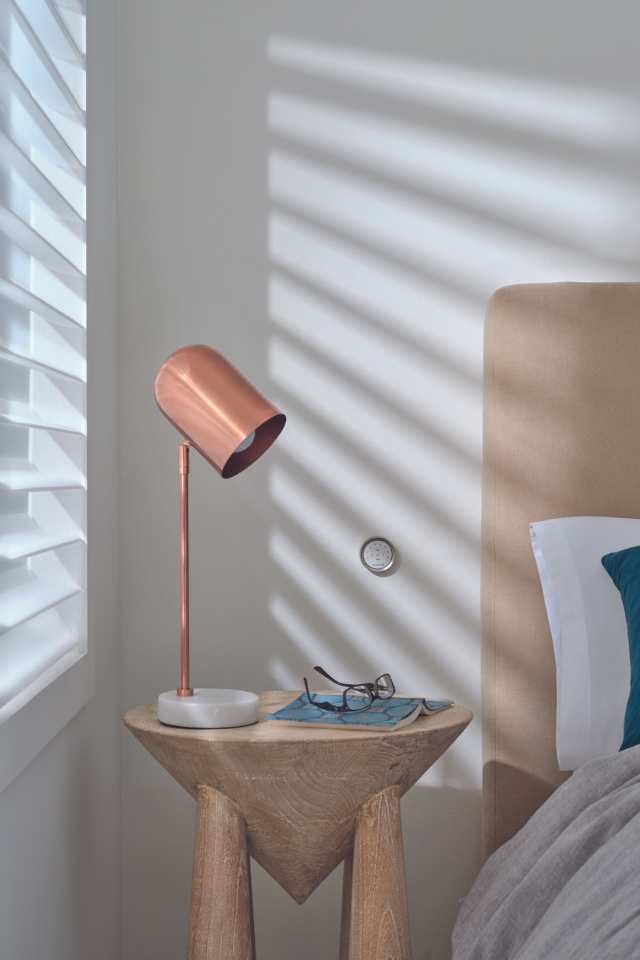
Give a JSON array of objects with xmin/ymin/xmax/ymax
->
[{"xmin": 360, "ymin": 537, "xmax": 396, "ymax": 574}]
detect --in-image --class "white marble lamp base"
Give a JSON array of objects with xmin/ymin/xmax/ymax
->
[{"xmin": 157, "ymin": 689, "xmax": 259, "ymax": 728}]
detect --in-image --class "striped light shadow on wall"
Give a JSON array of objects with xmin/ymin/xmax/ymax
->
[{"xmin": 264, "ymin": 35, "xmax": 640, "ymax": 790}]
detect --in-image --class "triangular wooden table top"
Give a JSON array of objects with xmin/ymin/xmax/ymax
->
[{"xmin": 124, "ymin": 692, "xmax": 472, "ymax": 904}]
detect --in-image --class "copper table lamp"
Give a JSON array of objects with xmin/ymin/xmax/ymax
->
[{"xmin": 154, "ymin": 345, "xmax": 285, "ymax": 728}]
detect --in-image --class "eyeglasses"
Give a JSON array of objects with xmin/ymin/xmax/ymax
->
[{"xmin": 303, "ymin": 665, "xmax": 396, "ymax": 713}]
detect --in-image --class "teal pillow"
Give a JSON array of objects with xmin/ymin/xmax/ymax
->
[{"xmin": 602, "ymin": 545, "xmax": 640, "ymax": 750}]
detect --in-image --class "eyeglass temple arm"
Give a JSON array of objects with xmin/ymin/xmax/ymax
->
[
  {"xmin": 314, "ymin": 666, "xmax": 378, "ymax": 693},
  {"xmin": 313, "ymin": 665, "xmax": 352, "ymax": 687},
  {"xmin": 304, "ymin": 677, "xmax": 341, "ymax": 711}
]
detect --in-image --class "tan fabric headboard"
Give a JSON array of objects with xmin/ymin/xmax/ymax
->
[{"xmin": 482, "ymin": 281, "xmax": 640, "ymax": 856}]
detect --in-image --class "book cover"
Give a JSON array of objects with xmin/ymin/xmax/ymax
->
[{"xmin": 266, "ymin": 694, "xmax": 453, "ymax": 731}]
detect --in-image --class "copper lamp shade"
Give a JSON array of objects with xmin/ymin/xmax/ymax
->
[{"xmin": 154, "ymin": 345, "xmax": 286, "ymax": 478}]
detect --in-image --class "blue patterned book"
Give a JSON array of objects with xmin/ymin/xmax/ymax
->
[{"xmin": 266, "ymin": 694, "xmax": 453, "ymax": 731}]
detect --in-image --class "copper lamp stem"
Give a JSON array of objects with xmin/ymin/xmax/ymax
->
[{"xmin": 177, "ymin": 442, "xmax": 193, "ymax": 697}]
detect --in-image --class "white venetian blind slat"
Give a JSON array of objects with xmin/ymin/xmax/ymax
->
[
  {"xmin": 0, "ymin": 52, "xmax": 85, "ymax": 173},
  {"xmin": 0, "ymin": 204, "xmax": 84, "ymax": 276},
  {"xmin": 0, "ymin": 126, "xmax": 84, "ymax": 235},
  {"xmin": 0, "ymin": 514, "xmax": 83, "ymax": 558},
  {"xmin": 0, "ymin": 274, "xmax": 84, "ymax": 326},
  {"xmin": 0, "ymin": 343, "xmax": 85, "ymax": 382},
  {"xmin": 0, "ymin": 469, "xmax": 85, "ymax": 491},
  {"xmin": 0, "ymin": 398, "xmax": 85, "ymax": 434},
  {"xmin": 4, "ymin": 0, "xmax": 84, "ymax": 116},
  {"xmin": 0, "ymin": 568, "xmax": 79, "ymax": 631},
  {"xmin": 0, "ymin": 606, "xmax": 78, "ymax": 707},
  {"xmin": 0, "ymin": 0, "xmax": 85, "ymax": 719},
  {"xmin": 18, "ymin": 0, "xmax": 85, "ymax": 67},
  {"xmin": 55, "ymin": 0, "xmax": 84, "ymax": 15}
]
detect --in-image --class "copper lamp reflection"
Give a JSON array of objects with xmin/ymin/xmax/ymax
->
[{"xmin": 154, "ymin": 345, "xmax": 285, "ymax": 728}]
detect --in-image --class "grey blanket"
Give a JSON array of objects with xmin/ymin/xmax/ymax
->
[{"xmin": 452, "ymin": 746, "xmax": 640, "ymax": 959}]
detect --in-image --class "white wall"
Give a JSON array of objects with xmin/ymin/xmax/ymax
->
[
  {"xmin": 0, "ymin": 2, "xmax": 120, "ymax": 959},
  {"xmin": 116, "ymin": 3, "xmax": 640, "ymax": 959}
]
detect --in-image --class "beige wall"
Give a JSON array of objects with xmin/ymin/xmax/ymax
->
[
  {"xmin": 0, "ymin": 2, "xmax": 121, "ymax": 958},
  {"xmin": 116, "ymin": 3, "xmax": 640, "ymax": 958}
]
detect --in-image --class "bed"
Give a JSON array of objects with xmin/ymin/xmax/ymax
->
[{"xmin": 452, "ymin": 282, "xmax": 640, "ymax": 959}]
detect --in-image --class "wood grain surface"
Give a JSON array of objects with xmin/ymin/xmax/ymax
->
[
  {"xmin": 124, "ymin": 692, "xmax": 472, "ymax": 904},
  {"xmin": 188, "ymin": 786, "xmax": 255, "ymax": 960},
  {"xmin": 347, "ymin": 787, "xmax": 412, "ymax": 960}
]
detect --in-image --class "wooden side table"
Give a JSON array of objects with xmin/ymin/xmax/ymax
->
[{"xmin": 124, "ymin": 691, "xmax": 472, "ymax": 960}]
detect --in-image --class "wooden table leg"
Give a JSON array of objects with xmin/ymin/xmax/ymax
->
[
  {"xmin": 347, "ymin": 785, "xmax": 413, "ymax": 960},
  {"xmin": 188, "ymin": 785, "xmax": 255, "ymax": 960}
]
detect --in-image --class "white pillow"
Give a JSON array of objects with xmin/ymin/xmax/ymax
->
[{"xmin": 530, "ymin": 517, "xmax": 640, "ymax": 770}]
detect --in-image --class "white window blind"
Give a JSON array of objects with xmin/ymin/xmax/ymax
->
[{"xmin": 0, "ymin": 0, "xmax": 86, "ymax": 720}]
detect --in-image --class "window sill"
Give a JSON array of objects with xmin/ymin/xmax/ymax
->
[{"xmin": 0, "ymin": 650, "xmax": 93, "ymax": 793}]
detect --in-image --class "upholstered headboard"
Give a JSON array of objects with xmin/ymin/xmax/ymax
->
[{"xmin": 482, "ymin": 281, "xmax": 640, "ymax": 856}]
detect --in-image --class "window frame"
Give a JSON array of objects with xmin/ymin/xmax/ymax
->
[
  {"xmin": 0, "ymin": 0, "xmax": 97, "ymax": 792},
  {"xmin": 0, "ymin": 652, "xmax": 92, "ymax": 791}
]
